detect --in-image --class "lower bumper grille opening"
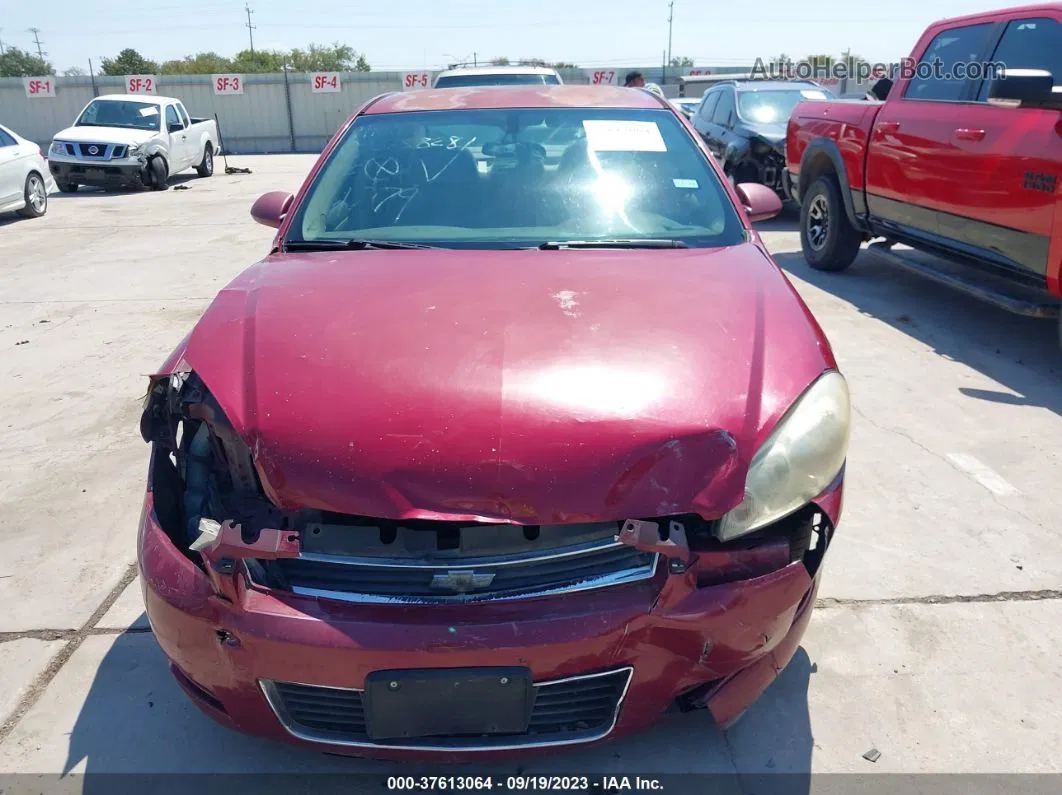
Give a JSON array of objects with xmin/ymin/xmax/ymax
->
[{"xmin": 263, "ymin": 667, "xmax": 632, "ymax": 749}]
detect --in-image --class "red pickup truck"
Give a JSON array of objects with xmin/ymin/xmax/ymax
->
[{"xmin": 786, "ymin": 3, "xmax": 1062, "ymax": 336}]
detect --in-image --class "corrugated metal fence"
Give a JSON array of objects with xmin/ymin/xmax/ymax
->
[{"xmin": 0, "ymin": 66, "xmax": 871, "ymax": 154}]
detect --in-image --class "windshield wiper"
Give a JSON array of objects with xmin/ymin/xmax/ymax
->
[
  {"xmin": 537, "ymin": 239, "xmax": 689, "ymax": 250},
  {"xmin": 284, "ymin": 239, "xmax": 441, "ymax": 251}
]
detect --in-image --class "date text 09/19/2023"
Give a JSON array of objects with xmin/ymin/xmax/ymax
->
[{"xmin": 386, "ymin": 776, "xmax": 666, "ymax": 792}]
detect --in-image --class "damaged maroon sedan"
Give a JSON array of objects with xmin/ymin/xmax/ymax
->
[{"xmin": 137, "ymin": 85, "xmax": 850, "ymax": 758}]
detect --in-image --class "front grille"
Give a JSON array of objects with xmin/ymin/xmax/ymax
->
[
  {"xmin": 112, "ymin": 145, "xmax": 127, "ymax": 158},
  {"xmin": 258, "ymin": 540, "xmax": 657, "ymax": 604},
  {"xmin": 271, "ymin": 681, "xmax": 366, "ymax": 735},
  {"xmin": 77, "ymin": 142, "xmax": 110, "ymax": 158},
  {"xmin": 64, "ymin": 143, "xmax": 75, "ymax": 156},
  {"xmin": 263, "ymin": 668, "xmax": 632, "ymax": 749}
]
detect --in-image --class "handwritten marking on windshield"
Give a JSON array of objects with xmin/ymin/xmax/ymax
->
[{"xmin": 420, "ymin": 136, "xmax": 477, "ymax": 184}]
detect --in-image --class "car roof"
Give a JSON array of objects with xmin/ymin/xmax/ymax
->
[
  {"xmin": 94, "ymin": 93, "xmax": 177, "ymax": 103},
  {"xmin": 364, "ymin": 85, "xmax": 667, "ymax": 114},
  {"xmin": 719, "ymin": 80, "xmax": 822, "ymax": 92},
  {"xmin": 931, "ymin": 2, "xmax": 1062, "ymax": 26},
  {"xmin": 436, "ymin": 65, "xmax": 560, "ymax": 77}
]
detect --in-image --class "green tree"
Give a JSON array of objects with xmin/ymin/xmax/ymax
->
[
  {"xmin": 100, "ymin": 48, "xmax": 159, "ymax": 76},
  {"xmin": 231, "ymin": 49, "xmax": 289, "ymax": 73},
  {"xmin": 669, "ymin": 55, "xmax": 694, "ymax": 67},
  {"xmin": 489, "ymin": 56, "xmax": 510, "ymax": 66},
  {"xmin": 288, "ymin": 43, "xmax": 369, "ymax": 72},
  {"xmin": 0, "ymin": 47, "xmax": 53, "ymax": 77},
  {"xmin": 62, "ymin": 66, "xmax": 86, "ymax": 77},
  {"xmin": 519, "ymin": 57, "xmax": 577, "ymax": 69},
  {"xmin": 160, "ymin": 52, "xmax": 233, "ymax": 74}
]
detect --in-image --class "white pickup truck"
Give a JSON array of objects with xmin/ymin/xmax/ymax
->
[{"xmin": 47, "ymin": 94, "xmax": 220, "ymax": 192}]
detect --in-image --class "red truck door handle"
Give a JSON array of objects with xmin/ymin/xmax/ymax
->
[
  {"xmin": 954, "ymin": 128, "xmax": 985, "ymax": 142},
  {"xmin": 876, "ymin": 121, "xmax": 900, "ymax": 135}
]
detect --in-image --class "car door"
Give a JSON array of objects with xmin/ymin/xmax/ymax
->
[
  {"xmin": 175, "ymin": 102, "xmax": 201, "ymax": 167},
  {"xmin": 705, "ymin": 88, "xmax": 737, "ymax": 159},
  {"xmin": 864, "ymin": 21, "xmax": 999, "ymax": 238},
  {"xmin": 0, "ymin": 127, "xmax": 25, "ymax": 208},
  {"xmin": 940, "ymin": 15, "xmax": 1062, "ymax": 280},
  {"xmin": 692, "ymin": 90, "xmax": 720, "ymax": 141},
  {"xmin": 164, "ymin": 104, "xmax": 191, "ymax": 170}
]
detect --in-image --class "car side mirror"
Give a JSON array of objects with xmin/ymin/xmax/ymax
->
[
  {"xmin": 251, "ymin": 191, "xmax": 294, "ymax": 229},
  {"xmin": 869, "ymin": 77, "xmax": 893, "ymax": 101},
  {"xmin": 734, "ymin": 182, "xmax": 783, "ymax": 222},
  {"xmin": 168, "ymin": 122, "xmax": 184, "ymax": 133},
  {"xmin": 988, "ymin": 69, "xmax": 1062, "ymax": 110}
]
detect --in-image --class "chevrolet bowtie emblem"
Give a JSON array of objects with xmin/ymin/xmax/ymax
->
[{"xmin": 430, "ymin": 570, "xmax": 496, "ymax": 593}]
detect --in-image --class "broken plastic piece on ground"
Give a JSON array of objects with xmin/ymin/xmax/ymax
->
[
  {"xmin": 173, "ymin": 185, "xmax": 191, "ymax": 190},
  {"xmin": 191, "ymin": 518, "xmax": 300, "ymax": 561},
  {"xmin": 225, "ymin": 166, "xmax": 253, "ymax": 174},
  {"xmin": 617, "ymin": 518, "xmax": 691, "ymax": 561},
  {"xmin": 863, "ymin": 747, "xmax": 882, "ymax": 763}
]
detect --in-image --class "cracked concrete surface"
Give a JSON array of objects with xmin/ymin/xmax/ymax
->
[{"xmin": 1, "ymin": 158, "xmax": 1060, "ymax": 786}]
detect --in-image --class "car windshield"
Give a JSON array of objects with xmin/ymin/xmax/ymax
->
[
  {"xmin": 75, "ymin": 99, "xmax": 162, "ymax": 131},
  {"xmin": 285, "ymin": 107, "xmax": 745, "ymax": 250},
  {"xmin": 737, "ymin": 88, "xmax": 830, "ymax": 123},
  {"xmin": 434, "ymin": 74, "xmax": 561, "ymax": 87}
]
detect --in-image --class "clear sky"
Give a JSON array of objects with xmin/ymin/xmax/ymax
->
[{"xmin": 2, "ymin": 0, "xmax": 1014, "ymax": 74}]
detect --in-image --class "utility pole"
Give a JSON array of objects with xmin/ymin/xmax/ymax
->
[
  {"xmin": 0, "ymin": 29, "xmax": 7, "ymax": 56},
  {"xmin": 88, "ymin": 57, "xmax": 98, "ymax": 97},
  {"xmin": 473, "ymin": 52, "xmax": 477, "ymax": 67},
  {"xmin": 666, "ymin": 0, "xmax": 675, "ymax": 80},
  {"xmin": 28, "ymin": 27, "xmax": 46, "ymax": 61},
  {"xmin": 244, "ymin": 3, "xmax": 256, "ymax": 55},
  {"xmin": 841, "ymin": 47, "xmax": 851, "ymax": 94}
]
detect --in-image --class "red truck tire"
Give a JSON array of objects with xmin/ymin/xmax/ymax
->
[{"xmin": 799, "ymin": 176, "xmax": 862, "ymax": 272}]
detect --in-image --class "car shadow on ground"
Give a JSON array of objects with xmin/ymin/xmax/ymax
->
[
  {"xmin": 48, "ymin": 173, "xmax": 200, "ymax": 200},
  {"xmin": 61, "ymin": 622, "xmax": 816, "ymax": 793},
  {"xmin": 772, "ymin": 248, "xmax": 1062, "ymax": 416}
]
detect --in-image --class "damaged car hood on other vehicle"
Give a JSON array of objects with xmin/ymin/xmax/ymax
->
[{"xmin": 174, "ymin": 244, "xmax": 835, "ymax": 525}]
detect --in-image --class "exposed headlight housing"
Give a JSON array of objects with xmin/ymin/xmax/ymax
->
[
  {"xmin": 127, "ymin": 144, "xmax": 140, "ymax": 156},
  {"xmin": 717, "ymin": 371, "xmax": 850, "ymax": 541}
]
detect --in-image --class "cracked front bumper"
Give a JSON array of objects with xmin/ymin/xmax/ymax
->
[
  {"xmin": 138, "ymin": 476, "xmax": 841, "ymax": 760},
  {"xmin": 48, "ymin": 157, "xmax": 147, "ymax": 188}
]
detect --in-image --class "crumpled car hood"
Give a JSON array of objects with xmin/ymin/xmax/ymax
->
[
  {"xmin": 179, "ymin": 244, "xmax": 834, "ymax": 524},
  {"xmin": 53, "ymin": 126, "xmax": 157, "ymax": 146}
]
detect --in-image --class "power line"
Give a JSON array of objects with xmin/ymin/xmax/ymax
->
[
  {"xmin": 28, "ymin": 27, "xmax": 47, "ymax": 61},
  {"xmin": 245, "ymin": 3, "xmax": 256, "ymax": 54}
]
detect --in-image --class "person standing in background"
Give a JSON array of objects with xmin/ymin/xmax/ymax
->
[{"xmin": 624, "ymin": 71, "xmax": 646, "ymax": 88}]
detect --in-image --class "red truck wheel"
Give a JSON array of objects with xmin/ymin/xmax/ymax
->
[{"xmin": 800, "ymin": 176, "xmax": 861, "ymax": 272}]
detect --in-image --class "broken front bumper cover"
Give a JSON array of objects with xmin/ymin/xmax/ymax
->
[
  {"xmin": 48, "ymin": 158, "xmax": 148, "ymax": 188},
  {"xmin": 138, "ymin": 473, "xmax": 841, "ymax": 759}
]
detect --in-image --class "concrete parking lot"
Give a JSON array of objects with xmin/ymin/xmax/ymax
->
[{"xmin": 1, "ymin": 155, "xmax": 1061, "ymax": 787}]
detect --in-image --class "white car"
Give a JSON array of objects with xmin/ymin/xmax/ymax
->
[
  {"xmin": 433, "ymin": 65, "xmax": 563, "ymax": 88},
  {"xmin": 47, "ymin": 94, "xmax": 220, "ymax": 192},
  {"xmin": 0, "ymin": 123, "xmax": 54, "ymax": 219}
]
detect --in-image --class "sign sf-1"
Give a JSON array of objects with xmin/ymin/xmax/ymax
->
[{"xmin": 24, "ymin": 76, "xmax": 56, "ymax": 97}]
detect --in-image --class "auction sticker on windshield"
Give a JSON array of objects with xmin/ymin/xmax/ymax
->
[
  {"xmin": 582, "ymin": 120, "xmax": 667, "ymax": 152},
  {"xmin": 800, "ymin": 90, "xmax": 828, "ymax": 99}
]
